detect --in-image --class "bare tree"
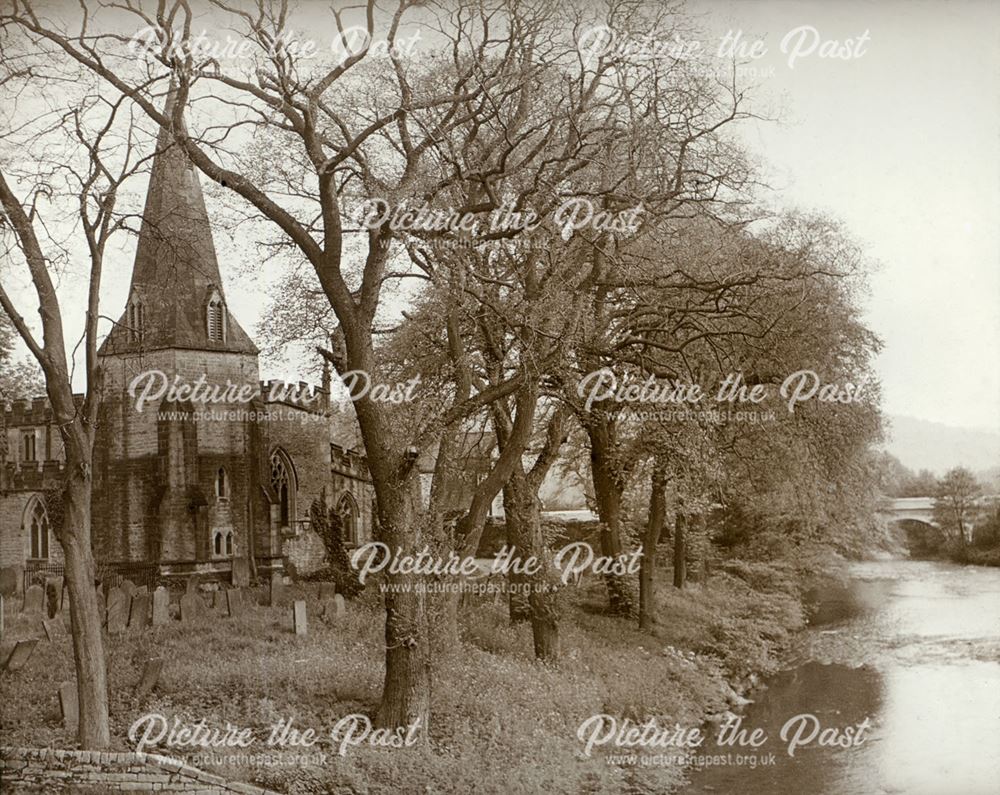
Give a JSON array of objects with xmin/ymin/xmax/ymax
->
[{"xmin": 0, "ymin": 56, "xmax": 150, "ymax": 747}]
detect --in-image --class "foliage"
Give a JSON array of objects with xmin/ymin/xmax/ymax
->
[{"xmin": 307, "ymin": 498, "xmax": 364, "ymax": 598}]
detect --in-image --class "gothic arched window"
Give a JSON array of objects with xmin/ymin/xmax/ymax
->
[
  {"xmin": 337, "ymin": 492, "xmax": 359, "ymax": 544},
  {"xmin": 26, "ymin": 497, "xmax": 50, "ymax": 560},
  {"xmin": 269, "ymin": 449, "xmax": 295, "ymax": 527},
  {"xmin": 207, "ymin": 291, "xmax": 226, "ymax": 341},
  {"xmin": 215, "ymin": 467, "xmax": 228, "ymax": 500}
]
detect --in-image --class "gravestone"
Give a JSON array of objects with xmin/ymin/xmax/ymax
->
[
  {"xmin": 133, "ymin": 585, "xmax": 148, "ymax": 597},
  {"xmin": 1, "ymin": 639, "xmax": 39, "ymax": 672},
  {"xmin": 95, "ymin": 588, "xmax": 106, "ymax": 628},
  {"xmin": 136, "ymin": 657, "xmax": 164, "ymax": 698},
  {"xmin": 293, "ymin": 600, "xmax": 307, "ymax": 636},
  {"xmin": 42, "ymin": 617, "xmax": 65, "ymax": 642},
  {"xmin": 22, "ymin": 584, "xmax": 44, "ymax": 615},
  {"xmin": 59, "ymin": 681, "xmax": 78, "ymax": 734},
  {"xmin": 128, "ymin": 593, "xmax": 151, "ymax": 630},
  {"xmin": 268, "ymin": 573, "xmax": 286, "ymax": 607},
  {"xmin": 152, "ymin": 587, "xmax": 170, "ymax": 626},
  {"xmin": 185, "ymin": 576, "xmax": 199, "ymax": 595},
  {"xmin": 0, "ymin": 566, "xmax": 19, "ymax": 597},
  {"xmin": 318, "ymin": 582, "xmax": 337, "ymax": 601},
  {"xmin": 179, "ymin": 593, "xmax": 201, "ymax": 622},
  {"xmin": 212, "ymin": 590, "xmax": 227, "ymax": 611},
  {"xmin": 119, "ymin": 579, "xmax": 136, "ymax": 597},
  {"xmin": 327, "ymin": 594, "xmax": 347, "ymax": 620},
  {"xmin": 231, "ymin": 558, "xmax": 250, "ymax": 588},
  {"xmin": 106, "ymin": 588, "xmax": 128, "ymax": 634},
  {"xmin": 45, "ymin": 576, "xmax": 64, "ymax": 618},
  {"xmin": 225, "ymin": 588, "xmax": 244, "ymax": 618}
]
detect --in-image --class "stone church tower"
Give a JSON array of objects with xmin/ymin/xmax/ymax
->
[{"xmin": 94, "ymin": 86, "xmax": 264, "ymax": 570}]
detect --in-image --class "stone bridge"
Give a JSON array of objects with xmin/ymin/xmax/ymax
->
[{"xmin": 885, "ymin": 497, "xmax": 938, "ymax": 527}]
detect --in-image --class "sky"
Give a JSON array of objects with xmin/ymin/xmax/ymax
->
[
  {"xmin": 2, "ymin": 0, "xmax": 998, "ymax": 434},
  {"xmin": 695, "ymin": 0, "xmax": 1000, "ymax": 432}
]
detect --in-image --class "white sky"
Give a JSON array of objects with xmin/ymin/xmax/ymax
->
[
  {"xmin": 3, "ymin": 0, "xmax": 998, "ymax": 433},
  {"xmin": 696, "ymin": 0, "xmax": 1000, "ymax": 432}
]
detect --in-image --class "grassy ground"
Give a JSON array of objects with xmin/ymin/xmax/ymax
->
[{"xmin": 0, "ymin": 561, "xmax": 807, "ymax": 795}]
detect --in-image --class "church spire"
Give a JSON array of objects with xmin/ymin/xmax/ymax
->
[{"xmin": 101, "ymin": 80, "xmax": 256, "ymax": 355}]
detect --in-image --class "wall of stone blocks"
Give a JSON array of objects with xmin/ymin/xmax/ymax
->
[{"xmin": 0, "ymin": 747, "xmax": 281, "ymax": 794}]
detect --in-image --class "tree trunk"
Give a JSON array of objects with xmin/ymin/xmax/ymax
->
[
  {"xmin": 60, "ymin": 459, "xmax": 111, "ymax": 749},
  {"xmin": 503, "ymin": 473, "xmax": 559, "ymax": 660},
  {"xmin": 639, "ymin": 462, "xmax": 667, "ymax": 631},
  {"xmin": 673, "ymin": 512, "xmax": 687, "ymax": 589},
  {"xmin": 372, "ymin": 485, "xmax": 431, "ymax": 733},
  {"xmin": 588, "ymin": 422, "xmax": 634, "ymax": 615}
]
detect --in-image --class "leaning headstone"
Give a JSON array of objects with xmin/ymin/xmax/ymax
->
[
  {"xmin": 1, "ymin": 639, "xmax": 39, "ymax": 672},
  {"xmin": 0, "ymin": 567, "xmax": 18, "ymax": 597},
  {"xmin": 128, "ymin": 593, "xmax": 151, "ymax": 630},
  {"xmin": 225, "ymin": 588, "xmax": 244, "ymax": 618},
  {"xmin": 293, "ymin": 600, "xmax": 307, "ymax": 636},
  {"xmin": 59, "ymin": 681, "xmax": 79, "ymax": 734},
  {"xmin": 22, "ymin": 584, "xmax": 44, "ymax": 615},
  {"xmin": 231, "ymin": 558, "xmax": 250, "ymax": 588},
  {"xmin": 151, "ymin": 587, "xmax": 170, "ymax": 626},
  {"xmin": 179, "ymin": 593, "xmax": 201, "ymax": 622},
  {"xmin": 318, "ymin": 582, "xmax": 337, "ymax": 601},
  {"xmin": 106, "ymin": 588, "xmax": 128, "ymax": 634},
  {"xmin": 119, "ymin": 579, "xmax": 136, "ymax": 597},
  {"xmin": 136, "ymin": 657, "xmax": 164, "ymax": 698},
  {"xmin": 45, "ymin": 577, "xmax": 64, "ymax": 618},
  {"xmin": 42, "ymin": 617, "xmax": 65, "ymax": 642},
  {"xmin": 268, "ymin": 573, "xmax": 286, "ymax": 607}
]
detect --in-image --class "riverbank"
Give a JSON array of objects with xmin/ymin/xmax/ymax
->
[{"xmin": 0, "ymin": 560, "xmax": 812, "ymax": 794}]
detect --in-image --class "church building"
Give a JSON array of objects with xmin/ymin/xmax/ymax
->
[{"xmin": 0, "ymin": 89, "xmax": 373, "ymax": 590}]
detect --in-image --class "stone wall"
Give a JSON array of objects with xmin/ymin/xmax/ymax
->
[{"xmin": 0, "ymin": 747, "xmax": 281, "ymax": 794}]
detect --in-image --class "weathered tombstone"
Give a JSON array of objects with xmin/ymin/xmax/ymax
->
[
  {"xmin": 328, "ymin": 594, "xmax": 346, "ymax": 619},
  {"xmin": 136, "ymin": 657, "xmax": 164, "ymax": 698},
  {"xmin": 185, "ymin": 576, "xmax": 199, "ymax": 595},
  {"xmin": 318, "ymin": 582, "xmax": 337, "ymax": 601},
  {"xmin": 231, "ymin": 558, "xmax": 250, "ymax": 588},
  {"xmin": 1, "ymin": 639, "xmax": 39, "ymax": 672},
  {"xmin": 268, "ymin": 573, "xmax": 286, "ymax": 607},
  {"xmin": 225, "ymin": 588, "xmax": 244, "ymax": 618},
  {"xmin": 0, "ymin": 566, "xmax": 19, "ymax": 597},
  {"xmin": 22, "ymin": 584, "xmax": 44, "ymax": 615},
  {"xmin": 45, "ymin": 577, "xmax": 64, "ymax": 618},
  {"xmin": 212, "ymin": 590, "xmax": 227, "ymax": 611},
  {"xmin": 119, "ymin": 579, "xmax": 136, "ymax": 597},
  {"xmin": 179, "ymin": 592, "xmax": 201, "ymax": 622},
  {"xmin": 59, "ymin": 681, "xmax": 79, "ymax": 734},
  {"xmin": 128, "ymin": 593, "xmax": 151, "ymax": 630},
  {"xmin": 151, "ymin": 587, "xmax": 170, "ymax": 626},
  {"xmin": 293, "ymin": 600, "xmax": 307, "ymax": 636},
  {"xmin": 106, "ymin": 588, "xmax": 129, "ymax": 634},
  {"xmin": 42, "ymin": 617, "xmax": 65, "ymax": 642}
]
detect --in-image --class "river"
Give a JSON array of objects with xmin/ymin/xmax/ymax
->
[{"xmin": 680, "ymin": 559, "xmax": 1000, "ymax": 795}]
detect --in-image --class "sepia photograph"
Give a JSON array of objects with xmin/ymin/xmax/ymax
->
[{"xmin": 0, "ymin": 1, "xmax": 997, "ymax": 793}]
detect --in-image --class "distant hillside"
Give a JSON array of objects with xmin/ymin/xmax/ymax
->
[{"xmin": 885, "ymin": 414, "xmax": 1000, "ymax": 475}]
